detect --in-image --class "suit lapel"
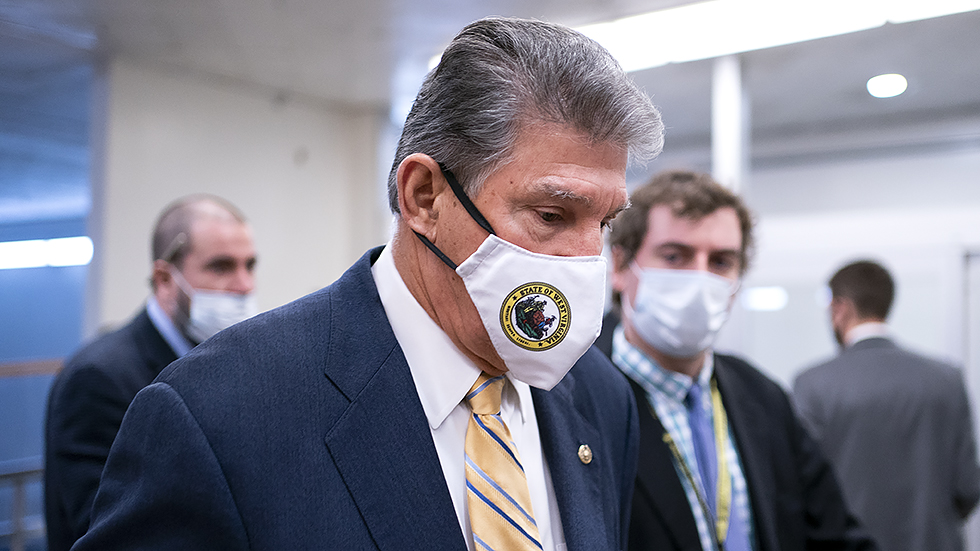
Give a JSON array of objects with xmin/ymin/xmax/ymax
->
[
  {"xmin": 714, "ymin": 355, "xmax": 778, "ymax": 551},
  {"xmin": 628, "ymin": 378, "xmax": 702, "ymax": 550},
  {"xmin": 321, "ymin": 248, "xmax": 465, "ymax": 551},
  {"xmin": 532, "ymin": 374, "xmax": 609, "ymax": 551},
  {"xmin": 323, "ymin": 348, "xmax": 464, "ymax": 551}
]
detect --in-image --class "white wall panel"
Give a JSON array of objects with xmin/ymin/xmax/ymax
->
[
  {"xmin": 717, "ymin": 205, "xmax": 980, "ymax": 389},
  {"xmin": 88, "ymin": 58, "xmax": 389, "ymax": 333}
]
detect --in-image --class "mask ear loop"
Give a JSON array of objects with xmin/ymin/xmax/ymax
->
[
  {"xmin": 621, "ymin": 260, "xmax": 646, "ymax": 322},
  {"xmin": 729, "ymin": 278, "xmax": 742, "ymax": 295},
  {"xmin": 412, "ymin": 163, "xmax": 496, "ymax": 271},
  {"xmin": 415, "ymin": 231, "xmax": 459, "ymax": 270},
  {"xmin": 437, "ymin": 163, "xmax": 495, "ymax": 236},
  {"xmin": 628, "ymin": 260, "xmax": 644, "ymax": 279},
  {"xmin": 168, "ymin": 264, "xmax": 196, "ymax": 299}
]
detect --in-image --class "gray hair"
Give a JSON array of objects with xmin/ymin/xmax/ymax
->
[{"xmin": 387, "ymin": 16, "xmax": 664, "ymax": 213}]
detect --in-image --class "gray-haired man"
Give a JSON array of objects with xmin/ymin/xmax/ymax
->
[{"xmin": 74, "ymin": 17, "xmax": 663, "ymax": 551}]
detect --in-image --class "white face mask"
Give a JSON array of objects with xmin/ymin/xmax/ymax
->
[
  {"xmin": 623, "ymin": 264, "xmax": 738, "ymax": 358},
  {"xmin": 413, "ymin": 164, "xmax": 607, "ymax": 390},
  {"xmin": 184, "ymin": 289, "xmax": 259, "ymax": 343},
  {"xmin": 455, "ymin": 234, "xmax": 607, "ymax": 390},
  {"xmin": 171, "ymin": 269, "xmax": 259, "ymax": 343}
]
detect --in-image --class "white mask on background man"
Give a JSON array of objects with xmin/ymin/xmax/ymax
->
[
  {"xmin": 414, "ymin": 165, "xmax": 607, "ymax": 390},
  {"xmin": 623, "ymin": 263, "xmax": 738, "ymax": 358},
  {"xmin": 171, "ymin": 269, "xmax": 259, "ymax": 343}
]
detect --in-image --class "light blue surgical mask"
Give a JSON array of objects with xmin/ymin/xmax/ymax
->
[
  {"xmin": 623, "ymin": 264, "xmax": 738, "ymax": 358},
  {"xmin": 171, "ymin": 268, "xmax": 258, "ymax": 344}
]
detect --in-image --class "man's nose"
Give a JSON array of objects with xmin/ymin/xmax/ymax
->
[
  {"xmin": 229, "ymin": 266, "xmax": 255, "ymax": 294},
  {"xmin": 691, "ymin": 253, "xmax": 711, "ymax": 272},
  {"xmin": 565, "ymin": 227, "xmax": 605, "ymax": 257}
]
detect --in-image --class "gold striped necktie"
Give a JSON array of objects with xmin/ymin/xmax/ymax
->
[{"xmin": 464, "ymin": 372, "xmax": 543, "ymax": 551}]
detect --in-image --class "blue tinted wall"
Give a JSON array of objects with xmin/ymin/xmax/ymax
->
[{"xmin": 1, "ymin": 217, "xmax": 89, "ymax": 551}]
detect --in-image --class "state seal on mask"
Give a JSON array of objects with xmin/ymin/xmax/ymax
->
[{"xmin": 500, "ymin": 282, "xmax": 571, "ymax": 351}]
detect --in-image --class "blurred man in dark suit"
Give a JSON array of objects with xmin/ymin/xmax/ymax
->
[
  {"xmin": 71, "ymin": 17, "xmax": 664, "ymax": 551},
  {"xmin": 44, "ymin": 194, "xmax": 257, "ymax": 551}
]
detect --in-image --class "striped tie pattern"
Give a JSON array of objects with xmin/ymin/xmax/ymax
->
[{"xmin": 464, "ymin": 373, "xmax": 543, "ymax": 551}]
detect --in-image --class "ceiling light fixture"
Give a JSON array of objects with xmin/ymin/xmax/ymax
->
[
  {"xmin": 575, "ymin": 0, "xmax": 980, "ymax": 73},
  {"xmin": 866, "ymin": 73, "xmax": 908, "ymax": 98},
  {"xmin": 741, "ymin": 286, "xmax": 789, "ymax": 312},
  {"xmin": 0, "ymin": 236, "xmax": 94, "ymax": 270}
]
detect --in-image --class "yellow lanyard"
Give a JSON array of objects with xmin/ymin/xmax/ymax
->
[{"xmin": 662, "ymin": 378, "xmax": 733, "ymax": 550}]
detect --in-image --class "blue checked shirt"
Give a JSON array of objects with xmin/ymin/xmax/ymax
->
[{"xmin": 612, "ymin": 326, "xmax": 755, "ymax": 551}]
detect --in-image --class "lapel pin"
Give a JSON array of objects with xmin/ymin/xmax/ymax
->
[{"xmin": 578, "ymin": 444, "xmax": 593, "ymax": 465}]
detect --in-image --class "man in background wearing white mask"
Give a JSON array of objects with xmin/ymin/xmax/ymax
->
[
  {"xmin": 595, "ymin": 170, "xmax": 875, "ymax": 551},
  {"xmin": 73, "ymin": 18, "xmax": 664, "ymax": 551},
  {"xmin": 44, "ymin": 194, "xmax": 257, "ymax": 551}
]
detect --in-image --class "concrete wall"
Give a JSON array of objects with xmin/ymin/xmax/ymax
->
[{"xmin": 87, "ymin": 58, "xmax": 391, "ymax": 334}]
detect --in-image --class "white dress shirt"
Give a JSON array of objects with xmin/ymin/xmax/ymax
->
[
  {"xmin": 146, "ymin": 295, "xmax": 193, "ymax": 357},
  {"xmin": 372, "ymin": 243, "xmax": 566, "ymax": 551},
  {"xmin": 845, "ymin": 321, "xmax": 890, "ymax": 347}
]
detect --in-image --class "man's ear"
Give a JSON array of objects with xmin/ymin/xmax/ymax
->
[
  {"xmin": 151, "ymin": 259, "xmax": 172, "ymax": 290},
  {"xmin": 396, "ymin": 153, "xmax": 448, "ymax": 239},
  {"xmin": 830, "ymin": 295, "xmax": 854, "ymax": 325},
  {"xmin": 151, "ymin": 259, "xmax": 180, "ymax": 318}
]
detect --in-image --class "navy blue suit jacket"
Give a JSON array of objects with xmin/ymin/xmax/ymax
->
[
  {"xmin": 74, "ymin": 247, "xmax": 639, "ymax": 551},
  {"xmin": 45, "ymin": 309, "xmax": 177, "ymax": 551}
]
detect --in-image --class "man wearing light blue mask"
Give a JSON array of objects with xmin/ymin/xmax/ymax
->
[
  {"xmin": 73, "ymin": 17, "xmax": 664, "ymax": 551},
  {"xmin": 595, "ymin": 170, "xmax": 876, "ymax": 551},
  {"xmin": 44, "ymin": 194, "xmax": 257, "ymax": 551}
]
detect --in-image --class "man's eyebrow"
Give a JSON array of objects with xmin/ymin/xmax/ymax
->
[
  {"xmin": 656, "ymin": 242, "xmax": 694, "ymax": 251},
  {"xmin": 530, "ymin": 182, "xmax": 594, "ymax": 207},
  {"xmin": 203, "ymin": 255, "xmax": 237, "ymax": 268},
  {"xmin": 656, "ymin": 242, "xmax": 740, "ymax": 255}
]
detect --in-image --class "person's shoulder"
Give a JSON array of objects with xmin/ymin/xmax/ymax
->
[
  {"xmin": 714, "ymin": 352, "xmax": 767, "ymax": 380},
  {"xmin": 163, "ymin": 286, "xmax": 332, "ymax": 379},
  {"xmin": 853, "ymin": 338, "xmax": 962, "ymax": 379},
  {"xmin": 59, "ymin": 313, "xmax": 146, "ymax": 378},
  {"xmin": 891, "ymin": 345, "xmax": 965, "ymax": 383},
  {"xmin": 714, "ymin": 352, "xmax": 789, "ymax": 399},
  {"xmin": 155, "ymin": 248, "xmax": 385, "ymax": 397},
  {"xmin": 565, "ymin": 346, "xmax": 633, "ymax": 403},
  {"xmin": 546, "ymin": 347, "xmax": 635, "ymax": 440},
  {"xmin": 574, "ymin": 345, "xmax": 628, "ymax": 381},
  {"xmin": 49, "ymin": 313, "xmax": 152, "ymax": 409},
  {"xmin": 792, "ymin": 353, "xmax": 842, "ymax": 389}
]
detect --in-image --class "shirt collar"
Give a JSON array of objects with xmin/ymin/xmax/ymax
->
[
  {"xmin": 371, "ymin": 243, "xmax": 530, "ymax": 430},
  {"xmin": 611, "ymin": 324, "xmax": 714, "ymax": 404},
  {"xmin": 146, "ymin": 295, "xmax": 194, "ymax": 357},
  {"xmin": 845, "ymin": 321, "xmax": 890, "ymax": 347}
]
